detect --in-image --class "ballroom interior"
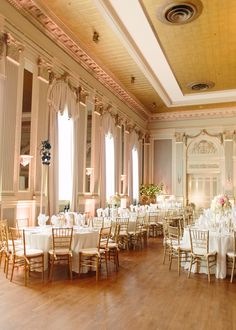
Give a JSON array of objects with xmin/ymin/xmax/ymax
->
[{"xmin": 1, "ymin": 1, "xmax": 236, "ymax": 329}]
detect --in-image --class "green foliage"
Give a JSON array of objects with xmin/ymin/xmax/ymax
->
[{"xmin": 139, "ymin": 183, "xmax": 163, "ymax": 198}]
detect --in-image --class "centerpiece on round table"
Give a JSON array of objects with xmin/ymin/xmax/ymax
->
[
  {"xmin": 210, "ymin": 194, "xmax": 232, "ymax": 228},
  {"xmin": 108, "ymin": 193, "xmax": 121, "ymax": 208}
]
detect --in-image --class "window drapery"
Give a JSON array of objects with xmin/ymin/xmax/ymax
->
[{"xmin": 47, "ymin": 79, "xmax": 80, "ymax": 215}]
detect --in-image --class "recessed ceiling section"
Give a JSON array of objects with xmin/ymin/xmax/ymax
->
[{"xmin": 101, "ymin": 0, "xmax": 236, "ymax": 106}]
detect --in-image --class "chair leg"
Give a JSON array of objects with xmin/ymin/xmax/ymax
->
[
  {"xmin": 169, "ymin": 251, "xmax": 172, "ymax": 270},
  {"xmin": 96, "ymin": 256, "xmax": 99, "ymax": 282},
  {"xmin": 230, "ymin": 258, "xmax": 235, "ymax": 283},
  {"xmin": 188, "ymin": 256, "xmax": 193, "ymax": 278},
  {"xmin": 68, "ymin": 255, "xmax": 72, "ymax": 280},
  {"xmin": 42, "ymin": 254, "xmax": 44, "ymax": 282},
  {"xmin": 10, "ymin": 256, "xmax": 15, "ymax": 282},
  {"xmin": 49, "ymin": 255, "xmax": 54, "ymax": 281},
  {"xmin": 207, "ymin": 257, "xmax": 211, "ymax": 282},
  {"xmin": 178, "ymin": 250, "xmax": 181, "ymax": 276},
  {"xmin": 105, "ymin": 252, "xmax": 108, "ymax": 277}
]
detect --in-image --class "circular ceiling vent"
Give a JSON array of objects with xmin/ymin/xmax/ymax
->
[
  {"xmin": 187, "ymin": 81, "xmax": 215, "ymax": 91},
  {"xmin": 157, "ymin": 1, "xmax": 203, "ymax": 25}
]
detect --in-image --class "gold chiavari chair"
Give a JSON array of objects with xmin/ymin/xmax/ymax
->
[
  {"xmin": 0, "ymin": 220, "xmax": 8, "ymax": 268},
  {"xmin": 79, "ymin": 226, "xmax": 111, "ymax": 281},
  {"xmin": 116, "ymin": 217, "xmax": 129, "ymax": 250},
  {"xmin": 107, "ymin": 223, "xmax": 120, "ymax": 271},
  {"xmin": 188, "ymin": 229, "xmax": 217, "ymax": 282},
  {"xmin": 128, "ymin": 218, "xmax": 143, "ymax": 250},
  {"xmin": 92, "ymin": 217, "xmax": 104, "ymax": 229},
  {"xmin": 9, "ymin": 228, "xmax": 44, "ymax": 286},
  {"xmin": 48, "ymin": 227, "xmax": 73, "ymax": 280},
  {"xmin": 226, "ymin": 231, "xmax": 236, "ymax": 283},
  {"xmin": 168, "ymin": 224, "xmax": 191, "ymax": 275}
]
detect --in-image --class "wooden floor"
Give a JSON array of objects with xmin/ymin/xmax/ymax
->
[{"xmin": 1, "ymin": 237, "xmax": 236, "ymax": 330}]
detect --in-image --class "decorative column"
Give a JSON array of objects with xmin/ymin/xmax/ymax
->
[
  {"xmin": 224, "ymin": 131, "xmax": 234, "ymax": 197},
  {"xmin": 175, "ymin": 132, "xmax": 185, "ymax": 204},
  {"xmin": 0, "ymin": 18, "xmax": 6, "ymax": 214}
]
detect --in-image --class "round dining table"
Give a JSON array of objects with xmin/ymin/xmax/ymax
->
[
  {"xmin": 182, "ymin": 227, "xmax": 234, "ymax": 279},
  {"xmin": 24, "ymin": 226, "xmax": 100, "ymax": 273}
]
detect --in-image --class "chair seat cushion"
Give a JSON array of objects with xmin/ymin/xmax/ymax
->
[
  {"xmin": 108, "ymin": 242, "xmax": 119, "ymax": 249},
  {"xmin": 17, "ymin": 248, "xmax": 43, "ymax": 257},
  {"xmin": 192, "ymin": 248, "xmax": 217, "ymax": 256},
  {"xmin": 48, "ymin": 248, "xmax": 72, "ymax": 255},
  {"xmin": 79, "ymin": 248, "xmax": 100, "ymax": 256},
  {"xmin": 227, "ymin": 251, "xmax": 236, "ymax": 258}
]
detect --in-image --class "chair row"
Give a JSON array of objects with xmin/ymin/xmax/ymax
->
[{"xmin": 0, "ymin": 220, "xmax": 121, "ymax": 285}]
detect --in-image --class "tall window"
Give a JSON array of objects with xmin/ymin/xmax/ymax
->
[
  {"xmin": 105, "ymin": 132, "xmax": 115, "ymax": 202},
  {"xmin": 132, "ymin": 147, "xmax": 139, "ymax": 203},
  {"xmin": 58, "ymin": 110, "xmax": 73, "ymax": 202}
]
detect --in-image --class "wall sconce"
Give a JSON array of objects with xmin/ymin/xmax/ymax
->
[
  {"xmin": 86, "ymin": 167, "xmax": 93, "ymax": 176},
  {"xmin": 20, "ymin": 155, "xmax": 33, "ymax": 167}
]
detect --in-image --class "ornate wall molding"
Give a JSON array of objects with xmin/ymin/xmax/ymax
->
[
  {"xmin": 37, "ymin": 56, "xmax": 52, "ymax": 83},
  {"xmin": 5, "ymin": 32, "xmax": 24, "ymax": 64},
  {"xmin": 150, "ymin": 107, "xmax": 236, "ymax": 122},
  {"xmin": 190, "ymin": 140, "xmax": 217, "ymax": 155},
  {"xmin": 6, "ymin": 0, "xmax": 148, "ymax": 119}
]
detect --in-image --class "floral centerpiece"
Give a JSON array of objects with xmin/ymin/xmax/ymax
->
[
  {"xmin": 108, "ymin": 193, "xmax": 121, "ymax": 208},
  {"xmin": 211, "ymin": 194, "xmax": 232, "ymax": 217}
]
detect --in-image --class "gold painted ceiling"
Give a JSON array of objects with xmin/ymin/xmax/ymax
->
[{"xmin": 6, "ymin": 0, "xmax": 236, "ymax": 116}]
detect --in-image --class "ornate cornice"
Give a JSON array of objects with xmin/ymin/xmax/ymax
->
[
  {"xmin": 150, "ymin": 107, "xmax": 236, "ymax": 122},
  {"xmin": 6, "ymin": 0, "xmax": 148, "ymax": 119}
]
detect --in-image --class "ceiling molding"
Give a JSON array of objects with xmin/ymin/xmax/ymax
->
[
  {"xmin": 6, "ymin": 0, "xmax": 149, "ymax": 119},
  {"xmin": 149, "ymin": 107, "xmax": 236, "ymax": 122}
]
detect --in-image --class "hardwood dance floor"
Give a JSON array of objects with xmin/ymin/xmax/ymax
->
[{"xmin": 0, "ymin": 237, "xmax": 236, "ymax": 330}]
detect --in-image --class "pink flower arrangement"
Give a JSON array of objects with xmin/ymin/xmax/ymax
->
[{"xmin": 211, "ymin": 194, "xmax": 232, "ymax": 214}]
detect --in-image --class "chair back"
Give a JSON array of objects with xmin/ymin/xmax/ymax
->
[
  {"xmin": 1, "ymin": 224, "xmax": 9, "ymax": 253},
  {"xmin": 92, "ymin": 217, "xmax": 104, "ymax": 229},
  {"xmin": 52, "ymin": 228, "xmax": 73, "ymax": 252},
  {"xmin": 148, "ymin": 212, "xmax": 158, "ymax": 225},
  {"xmin": 189, "ymin": 229, "xmax": 209, "ymax": 254},
  {"xmin": 9, "ymin": 227, "xmax": 19, "ymax": 254},
  {"xmin": 233, "ymin": 231, "xmax": 236, "ymax": 254},
  {"xmin": 168, "ymin": 225, "xmax": 180, "ymax": 245},
  {"xmin": 112, "ymin": 223, "xmax": 120, "ymax": 243},
  {"xmin": 98, "ymin": 226, "xmax": 111, "ymax": 249},
  {"xmin": 115, "ymin": 217, "xmax": 129, "ymax": 234}
]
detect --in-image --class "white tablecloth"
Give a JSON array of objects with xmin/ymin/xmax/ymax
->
[
  {"xmin": 183, "ymin": 228, "xmax": 234, "ymax": 279},
  {"xmin": 24, "ymin": 226, "xmax": 99, "ymax": 273}
]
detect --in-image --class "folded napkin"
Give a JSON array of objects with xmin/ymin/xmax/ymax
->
[
  {"xmin": 51, "ymin": 215, "xmax": 59, "ymax": 226},
  {"xmin": 37, "ymin": 213, "xmax": 49, "ymax": 227}
]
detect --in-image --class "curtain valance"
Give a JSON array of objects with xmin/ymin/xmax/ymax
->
[{"xmin": 48, "ymin": 80, "xmax": 79, "ymax": 119}]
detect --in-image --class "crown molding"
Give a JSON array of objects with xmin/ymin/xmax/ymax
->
[
  {"xmin": 149, "ymin": 107, "xmax": 236, "ymax": 122},
  {"xmin": 6, "ymin": 0, "xmax": 149, "ymax": 120}
]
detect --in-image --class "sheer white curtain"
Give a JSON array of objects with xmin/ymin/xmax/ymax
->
[
  {"xmin": 128, "ymin": 130, "xmax": 140, "ymax": 203},
  {"xmin": 58, "ymin": 110, "xmax": 73, "ymax": 202},
  {"xmin": 105, "ymin": 133, "xmax": 115, "ymax": 202},
  {"xmin": 100, "ymin": 112, "xmax": 117, "ymax": 207},
  {"xmin": 132, "ymin": 147, "xmax": 139, "ymax": 203},
  {"xmin": 47, "ymin": 80, "xmax": 80, "ymax": 215}
]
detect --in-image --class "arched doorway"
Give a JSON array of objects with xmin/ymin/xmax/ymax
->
[{"xmin": 186, "ymin": 136, "xmax": 224, "ymax": 208}]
